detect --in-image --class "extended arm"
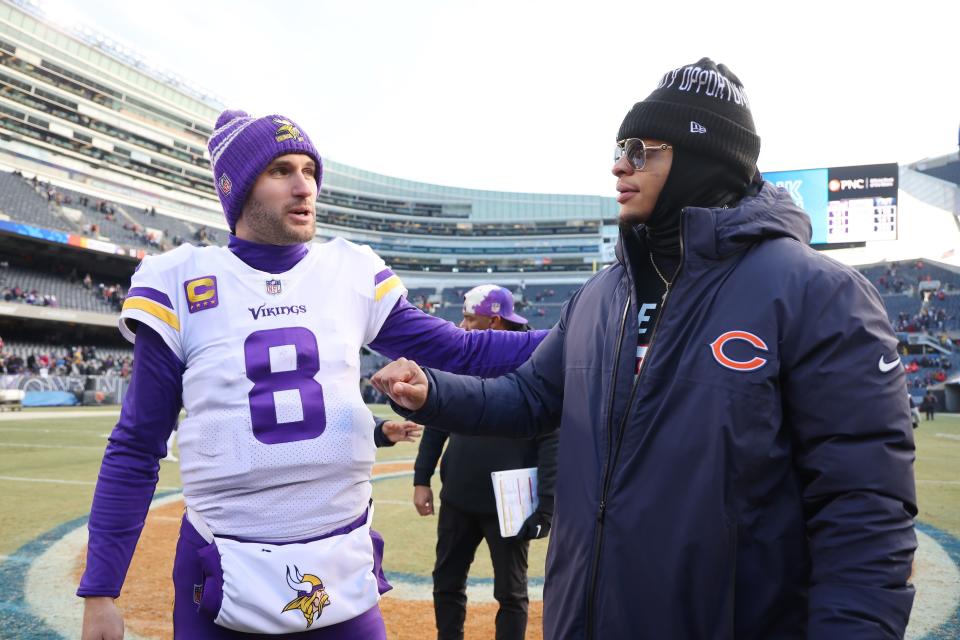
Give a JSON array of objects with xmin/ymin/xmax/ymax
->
[
  {"xmin": 369, "ymin": 298, "xmax": 548, "ymax": 377},
  {"xmin": 374, "ymin": 312, "xmax": 566, "ymax": 439}
]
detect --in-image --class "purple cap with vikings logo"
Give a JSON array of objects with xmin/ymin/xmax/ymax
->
[
  {"xmin": 463, "ymin": 284, "xmax": 527, "ymax": 325},
  {"xmin": 207, "ymin": 109, "xmax": 323, "ymax": 231}
]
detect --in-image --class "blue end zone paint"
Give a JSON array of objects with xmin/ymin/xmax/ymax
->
[
  {"xmin": 384, "ymin": 570, "xmax": 544, "ymax": 588},
  {"xmin": 0, "ymin": 514, "xmax": 89, "ymax": 640},
  {"xmin": 0, "ymin": 490, "xmax": 180, "ymax": 640},
  {"xmin": 918, "ymin": 521, "xmax": 960, "ymax": 640},
  {"xmin": 6, "ymin": 478, "xmax": 954, "ymax": 638}
]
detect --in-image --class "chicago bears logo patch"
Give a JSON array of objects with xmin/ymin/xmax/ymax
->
[{"xmin": 709, "ymin": 330, "xmax": 768, "ymax": 371}]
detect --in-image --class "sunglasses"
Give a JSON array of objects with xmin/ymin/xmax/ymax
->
[{"xmin": 614, "ymin": 139, "xmax": 673, "ymax": 171}]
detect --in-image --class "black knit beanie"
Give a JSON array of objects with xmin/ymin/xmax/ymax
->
[{"xmin": 617, "ymin": 57, "xmax": 760, "ymax": 183}]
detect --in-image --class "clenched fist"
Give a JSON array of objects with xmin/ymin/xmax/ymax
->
[{"xmin": 371, "ymin": 358, "xmax": 429, "ymax": 411}]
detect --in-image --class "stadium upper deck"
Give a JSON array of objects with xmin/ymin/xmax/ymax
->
[{"xmin": 0, "ymin": 0, "xmax": 616, "ymax": 285}]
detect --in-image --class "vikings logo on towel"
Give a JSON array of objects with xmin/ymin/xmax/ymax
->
[
  {"xmin": 266, "ymin": 279, "xmax": 282, "ymax": 295},
  {"xmin": 282, "ymin": 565, "xmax": 331, "ymax": 629},
  {"xmin": 184, "ymin": 276, "xmax": 219, "ymax": 313},
  {"xmin": 274, "ymin": 118, "xmax": 304, "ymax": 143}
]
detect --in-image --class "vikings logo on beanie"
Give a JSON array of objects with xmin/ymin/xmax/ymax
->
[
  {"xmin": 618, "ymin": 58, "xmax": 760, "ymax": 182},
  {"xmin": 207, "ymin": 109, "xmax": 323, "ymax": 231}
]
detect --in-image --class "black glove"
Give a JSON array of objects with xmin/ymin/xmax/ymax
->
[{"xmin": 517, "ymin": 510, "xmax": 552, "ymax": 540}]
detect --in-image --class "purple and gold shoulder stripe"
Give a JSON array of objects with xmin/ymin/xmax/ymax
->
[
  {"xmin": 122, "ymin": 287, "xmax": 180, "ymax": 331},
  {"xmin": 374, "ymin": 269, "xmax": 403, "ymax": 302}
]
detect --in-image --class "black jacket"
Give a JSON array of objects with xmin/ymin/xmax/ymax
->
[{"xmin": 414, "ymin": 426, "xmax": 558, "ymax": 516}]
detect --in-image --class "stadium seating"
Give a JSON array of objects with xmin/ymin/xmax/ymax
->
[
  {"xmin": 0, "ymin": 171, "xmax": 74, "ymax": 232},
  {"xmin": 0, "ymin": 264, "xmax": 124, "ymax": 314},
  {"xmin": 0, "ymin": 339, "xmax": 132, "ymax": 376}
]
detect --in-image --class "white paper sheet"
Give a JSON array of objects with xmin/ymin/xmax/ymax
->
[{"xmin": 491, "ymin": 467, "xmax": 538, "ymax": 537}]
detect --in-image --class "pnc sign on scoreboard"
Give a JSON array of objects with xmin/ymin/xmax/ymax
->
[{"xmin": 764, "ymin": 163, "xmax": 898, "ymax": 246}]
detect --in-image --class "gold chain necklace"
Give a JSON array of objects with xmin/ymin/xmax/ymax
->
[{"xmin": 649, "ymin": 252, "xmax": 672, "ymax": 287}]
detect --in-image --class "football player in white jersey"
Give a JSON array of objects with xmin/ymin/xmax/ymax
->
[{"xmin": 79, "ymin": 110, "xmax": 546, "ymax": 639}]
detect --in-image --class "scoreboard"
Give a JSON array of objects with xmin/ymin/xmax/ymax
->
[{"xmin": 763, "ymin": 163, "xmax": 899, "ymax": 246}]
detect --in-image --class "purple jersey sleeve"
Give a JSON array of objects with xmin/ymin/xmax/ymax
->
[
  {"xmin": 368, "ymin": 298, "xmax": 548, "ymax": 377},
  {"xmin": 77, "ymin": 323, "xmax": 184, "ymax": 597}
]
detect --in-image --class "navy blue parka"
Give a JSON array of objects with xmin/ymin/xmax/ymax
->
[{"xmin": 402, "ymin": 183, "xmax": 917, "ymax": 639}]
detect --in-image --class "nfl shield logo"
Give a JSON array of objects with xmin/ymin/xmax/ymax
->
[{"xmin": 266, "ymin": 279, "xmax": 282, "ymax": 295}]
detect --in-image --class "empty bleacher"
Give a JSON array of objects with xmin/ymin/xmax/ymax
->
[
  {"xmin": 0, "ymin": 264, "xmax": 124, "ymax": 314},
  {"xmin": 0, "ymin": 171, "xmax": 74, "ymax": 232}
]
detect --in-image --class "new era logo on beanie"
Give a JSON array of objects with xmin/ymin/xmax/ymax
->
[
  {"xmin": 618, "ymin": 58, "xmax": 760, "ymax": 182},
  {"xmin": 207, "ymin": 109, "xmax": 323, "ymax": 231}
]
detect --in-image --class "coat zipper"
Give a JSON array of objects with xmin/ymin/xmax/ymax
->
[
  {"xmin": 583, "ymin": 293, "xmax": 630, "ymax": 639},
  {"xmin": 584, "ymin": 213, "xmax": 687, "ymax": 639}
]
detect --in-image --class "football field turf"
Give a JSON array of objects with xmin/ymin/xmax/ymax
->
[{"xmin": 0, "ymin": 406, "xmax": 956, "ymax": 638}]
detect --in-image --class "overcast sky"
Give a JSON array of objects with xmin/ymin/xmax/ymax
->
[{"xmin": 47, "ymin": 0, "xmax": 960, "ymax": 196}]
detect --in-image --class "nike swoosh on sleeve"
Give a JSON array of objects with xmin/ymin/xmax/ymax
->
[{"xmin": 878, "ymin": 356, "xmax": 901, "ymax": 373}]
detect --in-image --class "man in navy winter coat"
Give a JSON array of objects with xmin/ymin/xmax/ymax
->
[{"xmin": 373, "ymin": 58, "xmax": 917, "ymax": 639}]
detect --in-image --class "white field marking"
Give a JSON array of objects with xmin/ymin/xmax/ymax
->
[
  {"xmin": 24, "ymin": 491, "xmax": 183, "ymax": 640},
  {"xmin": 934, "ymin": 433, "xmax": 960, "ymax": 441},
  {"xmin": 0, "ymin": 475, "xmax": 179, "ymax": 491},
  {"xmin": 0, "ymin": 409, "xmax": 121, "ymax": 421},
  {"xmin": 905, "ymin": 529, "xmax": 960, "ymax": 638},
  {"xmin": 369, "ymin": 471, "xmax": 414, "ymax": 482},
  {"xmin": 0, "ymin": 442, "xmax": 108, "ymax": 451},
  {"xmin": 147, "ymin": 515, "xmax": 183, "ymax": 522},
  {"xmin": 373, "ymin": 458, "xmax": 416, "ymax": 465},
  {"xmin": 916, "ymin": 480, "xmax": 960, "ymax": 485},
  {"xmin": 0, "ymin": 427, "xmax": 109, "ymax": 435}
]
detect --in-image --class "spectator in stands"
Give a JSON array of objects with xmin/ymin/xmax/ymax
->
[
  {"xmin": 82, "ymin": 273, "xmax": 92, "ymax": 290},
  {"xmin": 414, "ymin": 285, "xmax": 557, "ymax": 640},
  {"xmin": 374, "ymin": 57, "xmax": 917, "ymax": 638}
]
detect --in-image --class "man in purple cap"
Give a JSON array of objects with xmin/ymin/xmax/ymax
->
[
  {"xmin": 78, "ymin": 110, "xmax": 546, "ymax": 639},
  {"xmin": 413, "ymin": 285, "xmax": 557, "ymax": 640}
]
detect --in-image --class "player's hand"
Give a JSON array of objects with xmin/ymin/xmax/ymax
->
[
  {"xmin": 516, "ymin": 510, "xmax": 552, "ymax": 540},
  {"xmin": 382, "ymin": 420, "xmax": 423, "ymax": 443},
  {"xmin": 413, "ymin": 485, "xmax": 434, "ymax": 516},
  {"xmin": 372, "ymin": 358, "xmax": 429, "ymax": 411},
  {"xmin": 82, "ymin": 596, "xmax": 124, "ymax": 640}
]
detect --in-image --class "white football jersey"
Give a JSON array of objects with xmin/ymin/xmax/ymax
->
[{"xmin": 120, "ymin": 238, "xmax": 406, "ymax": 541}]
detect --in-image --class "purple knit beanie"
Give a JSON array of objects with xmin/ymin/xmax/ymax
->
[{"xmin": 207, "ymin": 109, "xmax": 323, "ymax": 231}]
